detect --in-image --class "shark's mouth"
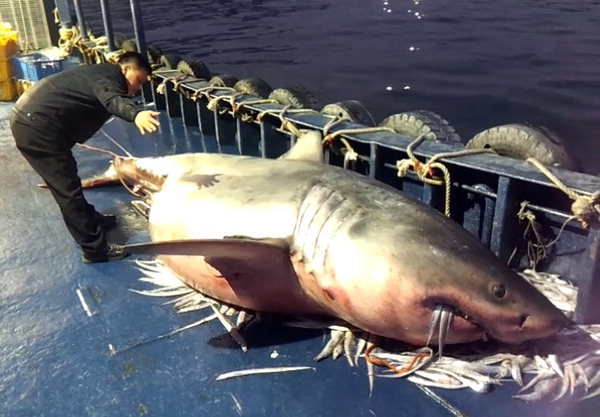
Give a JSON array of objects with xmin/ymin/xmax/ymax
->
[{"xmin": 422, "ymin": 300, "xmax": 487, "ymax": 355}]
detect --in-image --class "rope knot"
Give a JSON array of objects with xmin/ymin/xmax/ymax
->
[
  {"xmin": 414, "ymin": 160, "xmax": 436, "ymax": 178},
  {"xmin": 396, "ymin": 159, "xmax": 413, "ymax": 177},
  {"xmin": 323, "ymin": 134, "xmax": 335, "ymax": 145},
  {"xmin": 526, "ymin": 158, "xmax": 599, "ymax": 229},
  {"xmin": 571, "ymin": 191, "xmax": 600, "ymax": 229},
  {"xmin": 281, "ymin": 120, "xmax": 301, "ymax": 137}
]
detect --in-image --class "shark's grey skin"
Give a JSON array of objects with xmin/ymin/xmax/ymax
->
[{"xmin": 93, "ymin": 131, "xmax": 568, "ymax": 346}]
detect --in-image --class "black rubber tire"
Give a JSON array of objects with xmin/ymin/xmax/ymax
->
[
  {"xmin": 121, "ymin": 38, "xmax": 138, "ymax": 52},
  {"xmin": 379, "ymin": 110, "xmax": 461, "ymax": 142},
  {"xmin": 320, "ymin": 100, "xmax": 376, "ymax": 126},
  {"xmin": 209, "ymin": 75, "xmax": 239, "ymax": 87},
  {"xmin": 177, "ymin": 60, "xmax": 211, "ymax": 80},
  {"xmin": 465, "ymin": 124, "xmax": 578, "ymax": 169},
  {"xmin": 268, "ymin": 86, "xmax": 319, "ymax": 109},
  {"xmin": 113, "ymin": 34, "xmax": 127, "ymax": 50},
  {"xmin": 158, "ymin": 54, "xmax": 182, "ymax": 70},
  {"xmin": 146, "ymin": 44, "xmax": 163, "ymax": 65},
  {"xmin": 233, "ymin": 78, "xmax": 273, "ymax": 98}
]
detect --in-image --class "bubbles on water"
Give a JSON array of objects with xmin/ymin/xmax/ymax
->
[
  {"xmin": 386, "ymin": 85, "xmax": 411, "ymax": 92},
  {"xmin": 382, "ymin": 0, "xmax": 392, "ymax": 13},
  {"xmin": 407, "ymin": 3, "xmax": 425, "ymax": 19}
]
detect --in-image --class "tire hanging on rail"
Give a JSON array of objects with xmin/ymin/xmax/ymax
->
[
  {"xmin": 268, "ymin": 86, "xmax": 319, "ymax": 109},
  {"xmin": 465, "ymin": 124, "xmax": 579, "ymax": 170},
  {"xmin": 146, "ymin": 44, "xmax": 163, "ymax": 65},
  {"xmin": 113, "ymin": 34, "xmax": 127, "ymax": 50},
  {"xmin": 320, "ymin": 100, "xmax": 376, "ymax": 126},
  {"xmin": 158, "ymin": 54, "xmax": 182, "ymax": 70},
  {"xmin": 177, "ymin": 60, "xmax": 211, "ymax": 80},
  {"xmin": 379, "ymin": 110, "xmax": 461, "ymax": 142},
  {"xmin": 121, "ymin": 38, "xmax": 138, "ymax": 52},
  {"xmin": 209, "ymin": 75, "xmax": 239, "ymax": 88},
  {"xmin": 233, "ymin": 78, "xmax": 273, "ymax": 98}
]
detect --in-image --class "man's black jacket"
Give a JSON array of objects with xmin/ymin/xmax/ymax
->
[{"xmin": 13, "ymin": 63, "xmax": 139, "ymax": 147}]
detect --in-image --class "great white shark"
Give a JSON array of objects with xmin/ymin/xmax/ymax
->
[{"xmin": 84, "ymin": 131, "xmax": 568, "ymax": 347}]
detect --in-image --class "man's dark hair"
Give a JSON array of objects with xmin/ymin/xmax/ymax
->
[{"xmin": 117, "ymin": 51, "xmax": 152, "ymax": 75}]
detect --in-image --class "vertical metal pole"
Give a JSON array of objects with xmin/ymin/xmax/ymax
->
[
  {"xmin": 490, "ymin": 176, "xmax": 519, "ymax": 261},
  {"xmin": 54, "ymin": 0, "xmax": 73, "ymax": 27},
  {"xmin": 99, "ymin": 0, "xmax": 116, "ymax": 51},
  {"xmin": 72, "ymin": 0, "xmax": 88, "ymax": 41},
  {"xmin": 575, "ymin": 227, "xmax": 600, "ymax": 324},
  {"xmin": 129, "ymin": 0, "xmax": 147, "ymax": 57},
  {"xmin": 130, "ymin": 0, "xmax": 149, "ymax": 102}
]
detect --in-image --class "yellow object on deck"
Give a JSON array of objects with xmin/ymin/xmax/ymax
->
[
  {"xmin": 0, "ymin": 23, "xmax": 19, "ymax": 60},
  {"xmin": 0, "ymin": 23, "xmax": 18, "ymax": 101}
]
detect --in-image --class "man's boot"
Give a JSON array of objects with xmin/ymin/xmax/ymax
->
[{"xmin": 82, "ymin": 243, "xmax": 128, "ymax": 263}]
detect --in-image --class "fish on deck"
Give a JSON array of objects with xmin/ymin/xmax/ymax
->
[{"xmin": 83, "ymin": 130, "xmax": 568, "ymax": 349}]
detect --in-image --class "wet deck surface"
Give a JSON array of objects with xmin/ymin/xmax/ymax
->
[{"xmin": 0, "ymin": 101, "xmax": 596, "ymax": 417}]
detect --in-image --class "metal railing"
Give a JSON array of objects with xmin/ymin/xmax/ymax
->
[{"xmin": 152, "ymin": 70, "xmax": 600, "ymax": 324}]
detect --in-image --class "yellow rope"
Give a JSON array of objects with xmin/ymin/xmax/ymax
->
[
  {"xmin": 190, "ymin": 86, "xmax": 237, "ymax": 102},
  {"xmin": 253, "ymin": 106, "xmax": 317, "ymax": 136},
  {"xmin": 396, "ymin": 135, "xmax": 496, "ymax": 217},
  {"xmin": 171, "ymin": 75, "xmax": 196, "ymax": 92},
  {"xmin": 231, "ymin": 98, "xmax": 279, "ymax": 114},
  {"xmin": 323, "ymin": 126, "xmax": 397, "ymax": 144},
  {"xmin": 155, "ymin": 75, "xmax": 189, "ymax": 95},
  {"xmin": 256, "ymin": 106, "xmax": 314, "ymax": 122},
  {"xmin": 237, "ymin": 98, "xmax": 279, "ymax": 109},
  {"xmin": 280, "ymin": 120, "xmax": 302, "ymax": 137},
  {"xmin": 510, "ymin": 201, "xmax": 547, "ymax": 269},
  {"xmin": 322, "ymin": 116, "xmax": 350, "ymax": 136},
  {"xmin": 526, "ymin": 158, "xmax": 600, "ymax": 229},
  {"xmin": 320, "ymin": 125, "xmax": 397, "ymax": 170},
  {"xmin": 206, "ymin": 93, "xmax": 244, "ymax": 111}
]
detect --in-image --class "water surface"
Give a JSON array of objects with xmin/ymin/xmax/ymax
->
[{"xmin": 82, "ymin": 0, "xmax": 600, "ymax": 173}]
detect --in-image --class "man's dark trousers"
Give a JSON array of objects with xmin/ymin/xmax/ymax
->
[{"xmin": 10, "ymin": 112, "xmax": 106, "ymax": 255}]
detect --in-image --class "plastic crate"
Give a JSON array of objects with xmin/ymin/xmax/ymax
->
[{"xmin": 11, "ymin": 53, "xmax": 65, "ymax": 82}]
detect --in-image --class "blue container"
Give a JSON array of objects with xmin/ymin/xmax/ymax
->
[{"xmin": 11, "ymin": 53, "xmax": 65, "ymax": 82}]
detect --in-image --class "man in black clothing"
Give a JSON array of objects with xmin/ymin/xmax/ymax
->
[{"xmin": 10, "ymin": 52, "xmax": 160, "ymax": 263}]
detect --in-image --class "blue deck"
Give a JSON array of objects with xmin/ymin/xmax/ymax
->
[{"xmin": 0, "ymin": 101, "xmax": 596, "ymax": 417}]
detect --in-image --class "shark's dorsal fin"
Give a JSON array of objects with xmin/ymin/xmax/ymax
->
[{"xmin": 277, "ymin": 130, "xmax": 324, "ymax": 163}]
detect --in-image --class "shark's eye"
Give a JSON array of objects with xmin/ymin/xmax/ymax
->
[{"xmin": 493, "ymin": 284, "xmax": 506, "ymax": 299}]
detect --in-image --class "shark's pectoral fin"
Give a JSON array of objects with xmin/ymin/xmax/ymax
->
[
  {"xmin": 124, "ymin": 238, "xmax": 294, "ymax": 278},
  {"xmin": 277, "ymin": 130, "xmax": 324, "ymax": 163},
  {"xmin": 223, "ymin": 235, "xmax": 290, "ymax": 249}
]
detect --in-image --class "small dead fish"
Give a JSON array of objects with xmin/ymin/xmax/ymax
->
[
  {"xmin": 216, "ymin": 366, "xmax": 315, "ymax": 381},
  {"xmin": 314, "ymin": 330, "xmax": 345, "ymax": 362},
  {"xmin": 211, "ymin": 304, "xmax": 248, "ymax": 352},
  {"xmin": 514, "ymin": 377, "xmax": 562, "ymax": 402}
]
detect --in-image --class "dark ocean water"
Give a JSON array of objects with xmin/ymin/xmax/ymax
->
[{"xmin": 82, "ymin": 0, "xmax": 599, "ymax": 173}]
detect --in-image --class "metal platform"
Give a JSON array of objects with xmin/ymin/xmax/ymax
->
[{"xmin": 0, "ymin": 101, "xmax": 597, "ymax": 417}]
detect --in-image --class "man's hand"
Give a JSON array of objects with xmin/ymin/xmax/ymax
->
[{"xmin": 134, "ymin": 111, "xmax": 161, "ymax": 134}]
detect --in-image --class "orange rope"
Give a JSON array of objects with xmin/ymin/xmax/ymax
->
[{"xmin": 365, "ymin": 344, "xmax": 431, "ymax": 375}]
